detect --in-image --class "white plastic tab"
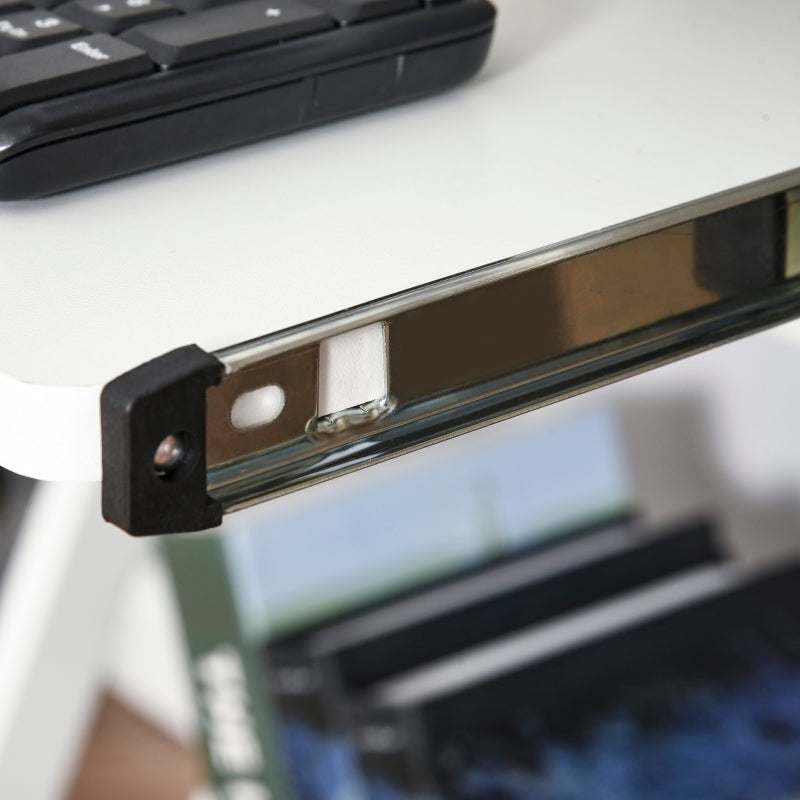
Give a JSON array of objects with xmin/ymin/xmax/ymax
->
[{"xmin": 318, "ymin": 322, "xmax": 388, "ymax": 417}]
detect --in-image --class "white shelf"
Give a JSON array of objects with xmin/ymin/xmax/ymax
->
[{"xmin": 3, "ymin": 0, "xmax": 800, "ymax": 479}]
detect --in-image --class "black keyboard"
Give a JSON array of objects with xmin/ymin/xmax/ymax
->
[{"xmin": 0, "ymin": 0, "xmax": 495, "ymax": 198}]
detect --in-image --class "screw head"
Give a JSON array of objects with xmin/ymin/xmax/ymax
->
[{"xmin": 153, "ymin": 433, "xmax": 186, "ymax": 476}]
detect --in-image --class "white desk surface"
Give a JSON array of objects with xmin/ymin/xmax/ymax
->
[{"xmin": 2, "ymin": 0, "xmax": 800, "ymax": 480}]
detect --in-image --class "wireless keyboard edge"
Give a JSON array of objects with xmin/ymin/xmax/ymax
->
[{"xmin": 0, "ymin": 0, "xmax": 496, "ymax": 198}]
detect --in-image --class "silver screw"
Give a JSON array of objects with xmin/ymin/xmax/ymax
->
[{"xmin": 153, "ymin": 433, "xmax": 185, "ymax": 476}]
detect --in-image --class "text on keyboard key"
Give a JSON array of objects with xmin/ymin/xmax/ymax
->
[
  {"xmin": 122, "ymin": 0, "xmax": 333, "ymax": 67},
  {"xmin": 0, "ymin": 11, "xmax": 84, "ymax": 54},
  {"xmin": 0, "ymin": 34, "xmax": 153, "ymax": 115},
  {"xmin": 59, "ymin": 0, "xmax": 179, "ymax": 35}
]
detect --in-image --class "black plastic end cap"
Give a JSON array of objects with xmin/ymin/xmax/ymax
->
[{"xmin": 101, "ymin": 344, "xmax": 224, "ymax": 536}]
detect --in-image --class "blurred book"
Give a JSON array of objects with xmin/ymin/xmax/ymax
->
[
  {"xmin": 268, "ymin": 516, "xmax": 724, "ymax": 800},
  {"xmin": 162, "ymin": 406, "xmax": 636, "ymax": 799},
  {"xmin": 274, "ymin": 520, "xmax": 724, "ymax": 800},
  {"xmin": 357, "ymin": 560, "xmax": 800, "ymax": 800},
  {"xmin": 161, "ymin": 392, "xmax": 800, "ymax": 800}
]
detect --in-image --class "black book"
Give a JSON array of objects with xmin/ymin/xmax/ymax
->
[
  {"xmin": 265, "ymin": 515, "xmax": 725, "ymax": 799},
  {"xmin": 357, "ymin": 560, "xmax": 800, "ymax": 800}
]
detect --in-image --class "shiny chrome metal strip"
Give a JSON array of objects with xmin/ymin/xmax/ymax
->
[
  {"xmin": 208, "ymin": 284, "xmax": 800, "ymax": 514},
  {"xmin": 206, "ymin": 168, "xmax": 800, "ymax": 514}
]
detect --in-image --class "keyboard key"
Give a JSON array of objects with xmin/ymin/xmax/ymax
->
[
  {"xmin": 166, "ymin": 0, "xmax": 241, "ymax": 12},
  {"xmin": 305, "ymin": 0, "xmax": 418, "ymax": 24},
  {"xmin": 0, "ymin": 10, "xmax": 83, "ymax": 54},
  {"xmin": 122, "ymin": 0, "xmax": 333, "ymax": 67},
  {"xmin": 0, "ymin": 0, "xmax": 29, "ymax": 13},
  {"xmin": 59, "ymin": 0, "xmax": 178, "ymax": 34},
  {"xmin": 0, "ymin": 34, "xmax": 152, "ymax": 114}
]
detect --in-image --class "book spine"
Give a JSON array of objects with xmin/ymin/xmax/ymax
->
[{"xmin": 162, "ymin": 534, "xmax": 291, "ymax": 800}]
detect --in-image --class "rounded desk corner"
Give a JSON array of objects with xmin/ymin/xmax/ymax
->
[{"xmin": 0, "ymin": 372, "xmax": 103, "ymax": 482}]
